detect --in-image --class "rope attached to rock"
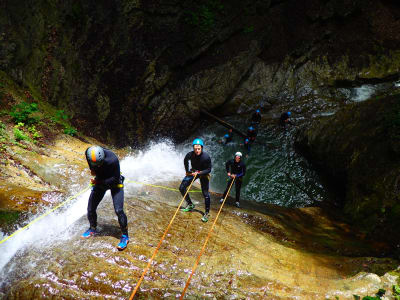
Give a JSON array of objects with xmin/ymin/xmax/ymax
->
[
  {"xmin": 0, "ymin": 177, "xmax": 199, "ymax": 245},
  {"xmin": 129, "ymin": 175, "xmax": 197, "ymax": 299},
  {"xmin": 0, "ymin": 185, "xmax": 91, "ymax": 245},
  {"xmin": 180, "ymin": 177, "xmax": 235, "ymax": 299}
]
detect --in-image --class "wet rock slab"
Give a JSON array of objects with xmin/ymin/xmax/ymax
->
[{"xmin": 1, "ymin": 181, "xmax": 398, "ymax": 299}]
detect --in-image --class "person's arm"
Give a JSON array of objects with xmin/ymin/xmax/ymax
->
[
  {"xmin": 184, "ymin": 152, "xmax": 191, "ymax": 173},
  {"xmin": 198, "ymin": 156, "xmax": 211, "ymax": 175},
  {"xmin": 225, "ymin": 160, "xmax": 231, "ymax": 173}
]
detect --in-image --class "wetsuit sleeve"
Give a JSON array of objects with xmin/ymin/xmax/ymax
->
[
  {"xmin": 102, "ymin": 157, "xmax": 120, "ymax": 186},
  {"xmin": 184, "ymin": 152, "xmax": 191, "ymax": 172},
  {"xmin": 225, "ymin": 160, "xmax": 231, "ymax": 173},
  {"xmin": 198, "ymin": 155, "xmax": 211, "ymax": 175}
]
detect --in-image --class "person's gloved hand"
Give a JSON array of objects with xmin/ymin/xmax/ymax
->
[{"xmin": 90, "ymin": 178, "xmax": 103, "ymax": 186}]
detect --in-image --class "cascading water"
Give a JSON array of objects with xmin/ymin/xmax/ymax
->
[
  {"xmin": 179, "ymin": 116, "xmax": 327, "ymax": 207},
  {"xmin": 0, "ymin": 141, "xmax": 188, "ymax": 285},
  {"xmin": 0, "ymin": 127, "xmax": 330, "ymax": 297}
]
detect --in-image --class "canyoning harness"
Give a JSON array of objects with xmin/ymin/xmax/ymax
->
[
  {"xmin": 90, "ymin": 175, "xmax": 125, "ymax": 189},
  {"xmin": 225, "ymin": 159, "xmax": 246, "ymax": 179}
]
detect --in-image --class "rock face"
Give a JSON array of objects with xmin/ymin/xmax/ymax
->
[
  {"xmin": 1, "ymin": 180, "xmax": 399, "ymax": 299},
  {"xmin": 295, "ymin": 95, "xmax": 400, "ymax": 246},
  {"xmin": 1, "ymin": 0, "xmax": 400, "ymax": 145}
]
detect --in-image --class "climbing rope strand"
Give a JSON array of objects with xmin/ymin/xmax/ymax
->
[
  {"xmin": 0, "ymin": 177, "xmax": 199, "ymax": 246},
  {"xmin": 180, "ymin": 177, "xmax": 236, "ymax": 299},
  {"xmin": 125, "ymin": 179, "xmax": 201, "ymax": 193},
  {"xmin": 129, "ymin": 175, "xmax": 197, "ymax": 300},
  {"xmin": 0, "ymin": 185, "xmax": 91, "ymax": 245}
]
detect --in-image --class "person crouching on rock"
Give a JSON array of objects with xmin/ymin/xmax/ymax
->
[
  {"xmin": 81, "ymin": 145, "xmax": 129, "ymax": 251},
  {"xmin": 220, "ymin": 152, "xmax": 246, "ymax": 208},
  {"xmin": 179, "ymin": 138, "xmax": 212, "ymax": 223}
]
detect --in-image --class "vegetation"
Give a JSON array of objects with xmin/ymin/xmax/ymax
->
[
  {"xmin": 9, "ymin": 102, "xmax": 39, "ymax": 125},
  {"xmin": 13, "ymin": 123, "xmax": 30, "ymax": 142},
  {"xmin": 185, "ymin": 0, "xmax": 224, "ymax": 32},
  {"xmin": 0, "ymin": 211, "xmax": 20, "ymax": 226},
  {"xmin": 350, "ymin": 285, "xmax": 400, "ymax": 299}
]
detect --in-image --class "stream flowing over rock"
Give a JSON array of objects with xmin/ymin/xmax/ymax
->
[
  {"xmin": 0, "ymin": 136, "xmax": 399, "ymax": 299},
  {"xmin": 2, "ymin": 0, "xmax": 400, "ymax": 298}
]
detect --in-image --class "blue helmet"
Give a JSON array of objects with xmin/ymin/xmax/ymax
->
[
  {"xmin": 256, "ymin": 109, "xmax": 260, "ymax": 113},
  {"xmin": 287, "ymin": 111, "xmax": 291, "ymax": 116},
  {"xmin": 248, "ymin": 126, "xmax": 254, "ymax": 131},
  {"xmin": 245, "ymin": 138, "xmax": 249, "ymax": 143},
  {"xmin": 224, "ymin": 134, "xmax": 229, "ymax": 138},
  {"xmin": 192, "ymin": 138, "xmax": 204, "ymax": 147}
]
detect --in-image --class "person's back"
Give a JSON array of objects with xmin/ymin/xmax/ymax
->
[{"xmin": 89, "ymin": 149, "xmax": 120, "ymax": 186}]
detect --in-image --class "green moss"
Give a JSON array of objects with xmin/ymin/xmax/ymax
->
[{"xmin": 0, "ymin": 210, "xmax": 20, "ymax": 225}]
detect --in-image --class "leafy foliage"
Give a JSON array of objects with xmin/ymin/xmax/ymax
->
[
  {"xmin": 353, "ymin": 288, "xmax": 387, "ymax": 300},
  {"xmin": 63, "ymin": 125, "xmax": 77, "ymax": 136},
  {"xmin": 13, "ymin": 123, "xmax": 30, "ymax": 142},
  {"xmin": 185, "ymin": 0, "xmax": 224, "ymax": 32},
  {"xmin": 52, "ymin": 109, "xmax": 69, "ymax": 123},
  {"xmin": 9, "ymin": 102, "xmax": 39, "ymax": 125}
]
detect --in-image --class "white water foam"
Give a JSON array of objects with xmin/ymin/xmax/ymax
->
[
  {"xmin": 0, "ymin": 141, "xmax": 186, "ymax": 274},
  {"xmin": 350, "ymin": 84, "xmax": 376, "ymax": 102}
]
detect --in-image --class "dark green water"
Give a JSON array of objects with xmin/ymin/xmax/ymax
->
[{"xmin": 180, "ymin": 116, "xmax": 327, "ymax": 207}]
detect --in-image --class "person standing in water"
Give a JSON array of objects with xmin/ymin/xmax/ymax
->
[
  {"xmin": 179, "ymin": 138, "xmax": 212, "ymax": 222},
  {"xmin": 218, "ymin": 128, "xmax": 233, "ymax": 145},
  {"xmin": 250, "ymin": 109, "xmax": 262, "ymax": 128},
  {"xmin": 220, "ymin": 152, "xmax": 246, "ymax": 208},
  {"xmin": 279, "ymin": 111, "xmax": 295, "ymax": 128},
  {"xmin": 81, "ymin": 146, "xmax": 129, "ymax": 251}
]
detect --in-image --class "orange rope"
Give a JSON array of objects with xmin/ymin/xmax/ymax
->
[
  {"xmin": 129, "ymin": 175, "xmax": 197, "ymax": 299},
  {"xmin": 180, "ymin": 177, "xmax": 236, "ymax": 299}
]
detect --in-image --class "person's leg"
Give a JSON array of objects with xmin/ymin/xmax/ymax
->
[
  {"xmin": 87, "ymin": 186, "xmax": 107, "ymax": 230},
  {"xmin": 111, "ymin": 187, "xmax": 128, "ymax": 236},
  {"xmin": 179, "ymin": 176, "xmax": 194, "ymax": 205},
  {"xmin": 235, "ymin": 179, "xmax": 242, "ymax": 203},
  {"xmin": 222, "ymin": 178, "xmax": 233, "ymax": 199},
  {"xmin": 200, "ymin": 176, "xmax": 210, "ymax": 214}
]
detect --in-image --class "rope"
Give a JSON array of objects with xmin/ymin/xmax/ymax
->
[
  {"xmin": 125, "ymin": 179, "xmax": 201, "ymax": 193},
  {"xmin": 180, "ymin": 177, "xmax": 236, "ymax": 299},
  {"xmin": 0, "ymin": 185, "xmax": 91, "ymax": 245},
  {"xmin": 0, "ymin": 177, "xmax": 200, "ymax": 245},
  {"xmin": 129, "ymin": 175, "xmax": 197, "ymax": 299}
]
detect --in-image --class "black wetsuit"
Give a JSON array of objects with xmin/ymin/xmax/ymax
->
[
  {"xmin": 85, "ymin": 148, "xmax": 128, "ymax": 236},
  {"xmin": 279, "ymin": 112, "xmax": 294, "ymax": 127},
  {"xmin": 224, "ymin": 132, "xmax": 233, "ymax": 145},
  {"xmin": 179, "ymin": 150, "xmax": 212, "ymax": 213},
  {"xmin": 243, "ymin": 139, "xmax": 251, "ymax": 154},
  {"xmin": 222, "ymin": 159, "xmax": 246, "ymax": 203},
  {"xmin": 247, "ymin": 128, "xmax": 257, "ymax": 143},
  {"xmin": 250, "ymin": 112, "xmax": 262, "ymax": 127}
]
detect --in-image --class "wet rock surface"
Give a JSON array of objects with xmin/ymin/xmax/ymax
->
[
  {"xmin": 295, "ymin": 95, "xmax": 400, "ymax": 248},
  {"xmin": 1, "ymin": 180, "xmax": 399, "ymax": 299}
]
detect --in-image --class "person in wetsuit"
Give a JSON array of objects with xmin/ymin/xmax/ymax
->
[
  {"xmin": 247, "ymin": 126, "xmax": 257, "ymax": 143},
  {"xmin": 250, "ymin": 109, "xmax": 262, "ymax": 128},
  {"xmin": 219, "ymin": 128, "xmax": 233, "ymax": 145},
  {"xmin": 242, "ymin": 138, "xmax": 251, "ymax": 156},
  {"xmin": 279, "ymin": 111, "xmax": 294, "ymax": 128},
  {"xmin": 220, "ymin": 152, "xmax": 246, "ymax": 208},
  {"xmin": 81, "ymin": 146, "xmax": 129, "ymax": 251},
  {"xmin": 179, "ymin": 138, "xmax": 212, "ymax": 222}
]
